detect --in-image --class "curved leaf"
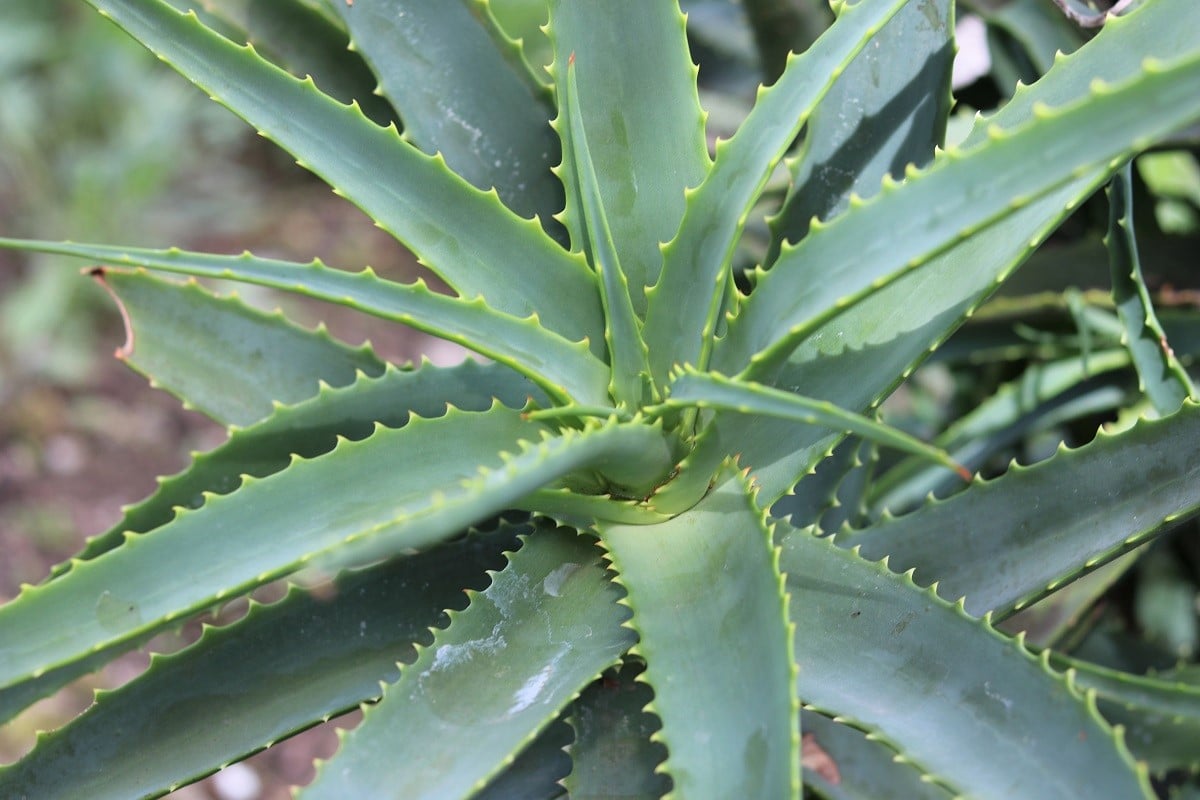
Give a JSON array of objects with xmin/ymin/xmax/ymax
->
[
  {"xmin": 719, "ymin": 47, "xmax": 1200, "ymax": 379},
  {"xmin": 1107, "ymin": 162, "xmax": 1196, "ymax": 415},
  {"xmin": 81, "ymin": 0, "xmax": 604, "ymax": 349},
  {"xmin": 300, "ymin": 525, "xmax": 635, "ymax": 799},
  {"xmin": 642, "ymin": 0, "xmax": 913, "ymax": 383},
  {"xmin": 563, "ymin": 661, "xmax": 669, "ymax": 800},
  {"xmin": 95, "ymin": 268, "xmax": 385, "ymax": 426},
  {"xmin": 0, "ymin": 526, "xmax": 520, "ymax": 800},
  {"xmin": 780, "ymin": 523, "xmax": 1153, "ymax": 799},
  {"xmin": 600, "ymin": 468, "xmax": 799, "ymax": 799},
  {"xmin": 330, "ymin": 0, "xmax": 562, "ymax": 223},
  {"xmin": 837, "ymin": 401, "xmax": 1200, "ymax": 618},
  {"xmin": 0, "ymin": 243, "xmax": 609, "ymax": 406},
  {"xmin": 767, "ymin": 0, "xmax": 953, "ymax": 262},
  {"xmin": 548, "ymin": 0, "xmax": 708, "ymax": 312}
]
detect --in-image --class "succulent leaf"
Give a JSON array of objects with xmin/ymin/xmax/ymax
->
[
  {"xmin": 781, "ymin": 522, "xmax": 1154, "ymax": 798},
  {"xmin": 81, "ymin": 0, "xmax": 606, "ymax": 349},
  {"xmin": 93, "ymin": 268, "xmax": 386, "ymax": 426},
  {"xmin": 600, "ymin": 467, "xmax": 799, "ymax": 800},
  {"xmin": 837, "ymin": 401, "xmax": 1200, "ymax": 618},
  {"xmin": 328, "ymin": 0, "xmax": 563, "ymax": 225},
  {"xmin": 0, "ymin": 525, "xmax": 520, "ymax": 799},
  {"xmin": 0, "ymin": 242, "xmax": 609, "ymax": 405},
  {"xmin": 300, "ymin": 525, "xmax": 634, "ymax": 799}
]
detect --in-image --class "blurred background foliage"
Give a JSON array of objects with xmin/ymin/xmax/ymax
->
[{"xmin": 1, "ymin": 0, "xmax": 1199, "ymax": 797}]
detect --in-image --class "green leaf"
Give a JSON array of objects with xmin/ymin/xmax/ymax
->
[
  {"xmin": 548, "ymin": 0, "xmax": 709, "ymax": 313},
  {"xmin": 328, "ymin": 0, "xmax": 562, "ymax": 224},
  {"xmin": 563, "ymin": 661, "xmax": 669, "ymax": 800},
  {"xmin": 0, "ymin": 243, "xmax": 609, "ymax": 406},
  {"xmin": 63, "ymin": 360, "xmax": 540, "ymax": 574},
  {"xmin": 473, "ymin": 718, "xmax": 573, "ymax": 800},
  {"xmin": 299, "ymin": 525, "xmax": 635, "ymax": 800},
  {"xmin": 558, "ymin": 53, "xmax": 652, "ymax": 407},
  {"xmin": 800, "ymin": 710, "xmax": 952, "ymax": 800},
  {"xmin": 767, "ymin": 0, "xmax": 953, "ymax": 262},
  {"xmin": 685, "ymin": 0, "xmax": 1200, "ymax": 505},
  {"xmin": 194, "ymin": 0, "xmax": 399, "ymax": 125},
  {"xmin": 866, "ymin": 350, "xmax": 1132, "ymax": 515},
  {"xmin": 642, "ymin": 0, "xmax": 913, "ymax": 383},
  {"xmin": 836, "ymin": 401, "xmax": 1200, "ymax": 618},
  {"xmin": 80, "ymin": 0, "xmax": 604, "ymax": 349},
  {"xmin": 718, "ymin": 46, "xmax": 1200, "ymax": 379},
  {"xmin": 1107, "ymin": 162, "xmax": 1196, "ymax": 416},
  {"xmin": 600, "ymin": 468, "xmax": 799, "ymax": 799},
  {"xmin": 661, "ymin": 369, "xmax": 969, "ymax": 480},
  {"xmin": 0, "ymin": 526, "xmax": 519, "ymax": 800},
  {"xmin": 1051, "ymin": 652, "xmax": 1200, "ymax": 775},
  {"xmin": 780, "ymin": 523, "xmax": 1153, "ymax": 799},
  {"xmin": 95, "ymin": 268, "xmax": 385, "ymax": 426},
  {"xmin": 0, "ymin": 410, "xmax": 668, "ymax": 699},
  {"xmin": 741, "ymin": 0, "xmax": 834, "ymax": 80}
]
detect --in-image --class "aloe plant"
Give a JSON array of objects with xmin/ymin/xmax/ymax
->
[{"xmin": 2, "ymin": 0, "xmax": 1200, "ymax": 796}]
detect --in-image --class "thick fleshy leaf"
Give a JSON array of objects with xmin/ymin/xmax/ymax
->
[
  {"xmin": 1107, "ymin": 162, "xmax": 1196, "ymax": 415},
  {"xmin": 0, "ymin": 526, "xmax": 520, "ymax": 799},
  {"xmin": 866, "ymin": 350, "xmax": 1132, "ymax": 515},
  {"xmin": 780, "ymin": 523, "xmax": 1153, "ymax": 798},
  {"xmin": 662, "ymin": 369, "xmax": 968, "ymax": 479},
  {"xmin": 0, "ymin": 409, "xmax": 670, "ymax": 699},
  {"xmin": 600, "ymin": 468, "xmax": 799, "ymax": 799},
  {"xmin": 718, "ymin": 46, "xmax": 1200, "ymax": 378},
  {"xmin": 548, "ymin": 0, "xmax": 708, "ymax": 312},
  {"xmin": 95, "ymin": 268, "xmax": 385, "ymax": 426},
  {"xmin": 767, "ymin": 0, "xmax": 953, "ymax": 261},
  {"xmin": 800, "ymin": 710, "xmax": 952, "ymax": 800},
  {"xmin": 557, "ymin": 53, "xmax": 652, "ymax": 407},
  {"xmin": 680, "ymin": 0, "xmax": 1200, "ymax": 506},
  {"xmin": 836, "ymin": 401, "xmax": 1200, "ymax": 618},
  {"xmin": 563, "ymin": 661, "xmax": 669, "ymax": 800},
  {"xmin": 328, "ymin": 0, "xmax": 561, "ymax": 224},
  {"xmin": 80, "ymin": 0, "xmax": 604, "ymax": 349},
  {"xmin": 1052, "ymin": 652, "xmax": 1200, "ymax": 775},
  {"xmin": 191, "ymin": 0, "xmax": 399, "ymax": 125},
  {"xmin": 643, "ymin": 0, "xmax": 913, "ymax": 383},
  {"xmin": 0, "ymin": 244, "xmax": 609, "ymax": 406},
  {"xmin": 300, "ymin": 525, "xmax": 635, "ymax": 800}
]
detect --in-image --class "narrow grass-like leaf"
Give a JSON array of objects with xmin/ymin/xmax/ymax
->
[
  {"xmin": 563, "ymin": 661, "xmax": 669, "ymax": 800},
  {"xmin": 600, "ymin": 467, "xmax": 799, "ymax": 799},
  {"xmin": 719, "ymin": 49, "xmax": 1200, "ymax": 379},
  {"xmin": 559, "ymin": 53, "xmax": 651, "ymax": 407},
  {"xmin": 642, "ymin": 0, "xmax": 912, "ymax": 383},
  {"xmin": 0, "ymin": 242, "xmax": 609, "ymax": 405},
  {"xmin": 780, "ymin": 523, "xmax": 1153, "ymax": 798},
  {"xmin": 1107, "ymin": 162, "xmax": 1196, "ymax": 415},
  {"xmin": 767, "ymin": 0, "xmax": 953, "ymax": 262},
  {"xmin": 329, "ymin": 0, "xmax": 561, "ymax": 224},
  {"xmin": 837, "ymin": 401, "xmax": 1200, "ymax": 618},
  {"xmin": 800, "ymin": 710, "xmax": 952, "ymax": 800},
  {"xmin": 662, "ymin": 369, "xmax": 969, "ymax": 479},
  {"xmin": 94, "ymin": 268, "xmax": 385, "ymax": 426},
  {"xmin": 0, "ymin": 527, "xmax": 520, "ymax": 800},
  {"xmin": 548, "ymin": 0, "xmax": 708, "ymax": 312},
  {"xmin": 300, "ymin": 525, "xmax": 635, "ymax": 800},
  {"xmin": 81, "ymin": 0, "xmax": 604, "ymax": 348}
]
